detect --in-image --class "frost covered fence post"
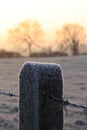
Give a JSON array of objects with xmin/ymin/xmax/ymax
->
[{"xmin": 19, "ymin": 62, "xmax": 63, "ymax": 130}]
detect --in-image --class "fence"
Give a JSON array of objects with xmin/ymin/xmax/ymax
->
[{"xmin": 0, "ymin": 61, "xmax": 87, "ymax": 130}]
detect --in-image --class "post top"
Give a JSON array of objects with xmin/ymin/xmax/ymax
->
[
  {"xmin": 19, "ymin": 61, "xmax": 63, "ymax": 81},
  {"xmin": 21, "ymin": 61, "xmax": 62, "ymax": 72}
]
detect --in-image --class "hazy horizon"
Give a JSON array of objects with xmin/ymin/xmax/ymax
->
[{"xmin": 0, "ymin": 0, "xmax": 87, "ymax": 52}]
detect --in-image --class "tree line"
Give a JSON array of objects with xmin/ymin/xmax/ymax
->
[{"xmin": 7, "ymin": 19, "xmax": 87, "ymax": 57}]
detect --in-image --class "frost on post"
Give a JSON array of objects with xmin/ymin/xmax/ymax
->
[{"xmin": 19, "ymin": 62, "xmax": 63, "ymax": 130}]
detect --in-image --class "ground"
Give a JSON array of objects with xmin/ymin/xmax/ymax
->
[{"xmin": 0, "ymin": 55, "xmax": 87, "ymax": 130}]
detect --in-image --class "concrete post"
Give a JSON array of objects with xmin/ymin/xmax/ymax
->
[{"xmin": 19, "ymin": 62, "xmax": 63, "ymax": 130}]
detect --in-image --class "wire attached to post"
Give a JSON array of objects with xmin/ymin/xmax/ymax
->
[{"xmin": 0, "ymin": 90, "xmax": 87, "ymax": 110}]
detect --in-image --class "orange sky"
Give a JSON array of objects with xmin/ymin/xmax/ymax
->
[{"xmin": 0, "ymin": 0, "xmax": 87, "ymax": 49}]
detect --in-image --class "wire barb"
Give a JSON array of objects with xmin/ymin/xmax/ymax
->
[{"xmin": 0, "ymin": 90, "xmax": 19, "ymax": 97}]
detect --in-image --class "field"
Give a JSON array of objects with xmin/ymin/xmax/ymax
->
[{"xmin": 0, "ymin": 55, "xmax": 87, "ymax": 130}]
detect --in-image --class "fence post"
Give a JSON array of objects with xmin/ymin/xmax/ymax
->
[{"xmin": 19, "ymin": 62, "xmax": 63, "ymax": 130}]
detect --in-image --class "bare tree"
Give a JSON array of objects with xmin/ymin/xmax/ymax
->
[
  {"xmin": 56, "ymin": 23, "xmax": 85, "ymax": 55},
  {"xmin": 8, "ymin": 19, "xmax": 44, "ymax": 57}
]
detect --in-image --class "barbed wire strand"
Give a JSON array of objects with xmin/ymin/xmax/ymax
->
[
  {"xmin": 47, "ymin": 93, "xmax": 87, "ymax": 110},
  {"xmin": 0, "ymin": 90, "xmax": 19, "ymax": 97},
  {"xmin": 0, "ymin": 90, "xmax": 87, "ymax": 110}
]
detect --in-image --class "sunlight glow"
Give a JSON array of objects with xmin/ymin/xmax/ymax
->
[{"xmin": 0, "ymin": 0, "xmax": 87, "ymax": 34}]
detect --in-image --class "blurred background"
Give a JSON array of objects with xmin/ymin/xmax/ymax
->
[{"xmin": 0, "ymin": 0, "xmax": 87, "ymax": 58}]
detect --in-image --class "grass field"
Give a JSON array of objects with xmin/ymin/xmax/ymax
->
[{"xmin": 0, "ymin": 55, "xmax": 87, "ymax": 130}]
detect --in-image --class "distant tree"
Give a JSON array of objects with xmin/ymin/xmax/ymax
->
[
  {"xmin": 56, "ymin": 23, "xmax": 85, "ymax": 55},
  {"xmin": 55, "ymin": 30, "xmax": 68, "ymax": 53},
  {"xmin": 8, "ymin": 19, "xmax": 44, "ymax": 57}
]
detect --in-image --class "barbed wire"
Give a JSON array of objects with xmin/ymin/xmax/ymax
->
[
  {"xmin": 42, "ymin": 92, "xmax": 87, "ymax": 110},
  {"xmin": 0, "ymin": 90, "xmax": 19, "ymax": 97},
  {"xmin": 51, "ymin": 94, "xmax": 87, "ymax": 109},
  {"xmin": 0, "ymin": 90, "xmax": 87, "ymax": 110}
]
